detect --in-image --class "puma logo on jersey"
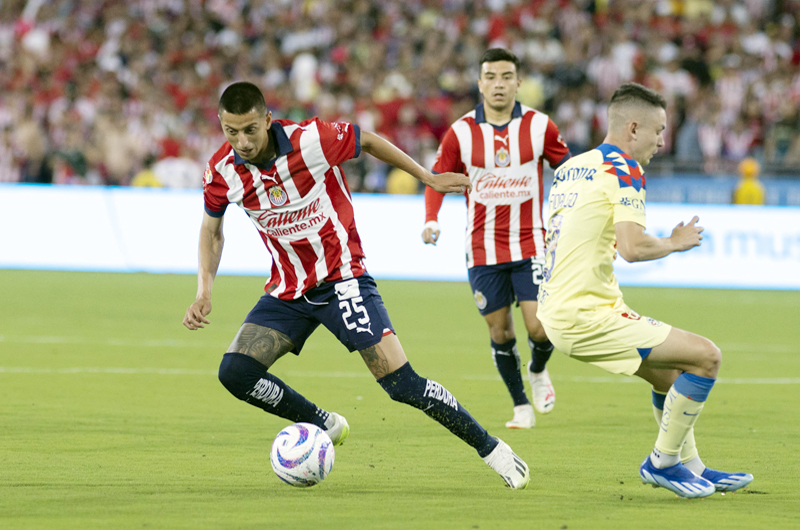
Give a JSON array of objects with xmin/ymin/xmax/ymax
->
[{"xmin": 494, "ymin": 135, "xmax": 509, "ymax": 145}]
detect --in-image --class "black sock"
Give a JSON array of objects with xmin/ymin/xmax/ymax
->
[
  {"xmin": 377, "ymin": 362, "xmax": 498, "ymax": 457},
  {"xmin": 218, "ymin": 352, "xmax": 329, "ymax": 428},
  {"xmin": 491, "ymin": 338, "xmax": 529, "ymax": 406},
  {"xmin": 529, "ymin": 337, "xmax": 554, "ymax": 374}
]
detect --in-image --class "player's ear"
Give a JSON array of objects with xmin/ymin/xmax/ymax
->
[
  {"xmin": 265, "ymin": 110, "xmax": 272, "ymax": 129},
  {"xmin": 628, "ymin": 120, "xmax": 638, "ymax": 140}
]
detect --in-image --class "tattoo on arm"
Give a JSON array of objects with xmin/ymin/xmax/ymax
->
[
  {"xmin": 228, "ymin": 323, "xmax": 294, "ymax": 368},
  {"xmin": 359, "ymin": 344, "xmax": 391, "ymax": 379}
]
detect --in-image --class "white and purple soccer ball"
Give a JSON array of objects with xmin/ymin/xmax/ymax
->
[{"xmin": 270, "ymin": 423, "xmax": 335, "ymax": 487}]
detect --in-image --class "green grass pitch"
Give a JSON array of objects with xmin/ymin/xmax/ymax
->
[{"xmin": 1, "ymin": 270, "xmax": 798, "ymax": 529}]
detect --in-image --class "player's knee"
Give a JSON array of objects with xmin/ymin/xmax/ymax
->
[
  {"xmin": 697, "ymin": 340, "xmax": 722, "ymax": 378},
  {"xmin": 488, "ymin": 326, "xmax": 515, "ymax": 344},
  {"xmin": 218, "ymin": 352, "xmax": 262, "ymax": 400},
  {"xmin": 527, "ymin": 326, "xmax": 548, "ymax": 343}
]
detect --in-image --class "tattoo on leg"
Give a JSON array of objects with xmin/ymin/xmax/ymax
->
[
  {"xmin": 360, "ymin": 344, "xmax": 391, "ymax": 379},
  {"xmin": 229, "ymin": 324, "xmax": 294, "ymax": 368}
]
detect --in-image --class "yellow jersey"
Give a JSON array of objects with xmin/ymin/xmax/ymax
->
[
  {"xmin": 537, "ymin": 143, "xmax": 647, "ymax": 329},
  {"xmin": 732, "ymin": 178, "xmax": 765, "ymax": 205}
]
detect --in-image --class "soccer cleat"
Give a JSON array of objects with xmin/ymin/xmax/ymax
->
[
  {"xmin": 700, "ymin": 467, "xmax": 754, "ymax": 493},
  {"xmin": 527, "ymin": 363, "xmax": 555, "ymax": 414},
  {"xmin": 482, "ymin": 438, "xmax": 530, "ymax": 489},
  {"xmin": 505, "ymin": 404, "xmax": 535, "ymax": 429},
  {"xmin": 324, "ymin": 412, "xmax": 350, "ymax": 446},
  {"xmin": 639, "ymin": 456, "xmax": 715, "ymax": 498}
]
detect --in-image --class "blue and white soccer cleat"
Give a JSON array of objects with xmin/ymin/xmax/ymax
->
[
  {"xmin": 639, "ymin": 456, "xmax": 715, "ymax": 498},
  {"xmin": 700, "ymin": 467, "xmax": 754, "ymax": 493}
]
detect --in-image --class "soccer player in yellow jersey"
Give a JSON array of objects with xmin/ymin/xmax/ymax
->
[{"xmin": 537, "ymin": 83, "xmax": 753, "ymax": 498}]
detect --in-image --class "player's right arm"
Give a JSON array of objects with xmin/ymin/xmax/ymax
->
[
  {"xmin": 615, "ymin": 216, "xmax": 703, "ymax": 263},
  {"xmin": 183, "ymin": 212, "xmax": 225, "ymax": 330}
]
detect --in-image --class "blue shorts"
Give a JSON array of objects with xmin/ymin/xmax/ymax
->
[
  {"xmin": 467, "ymin": 258, "xmax": 544, "ymax": 316},
  {"xmin": 243, "ymin": 274, "xmax": 394, "ymax": 354}
]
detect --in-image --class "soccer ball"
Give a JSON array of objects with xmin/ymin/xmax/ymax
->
[{"xmin": 270, "ymin": 423, "xmax": 335, "ymax": 487}]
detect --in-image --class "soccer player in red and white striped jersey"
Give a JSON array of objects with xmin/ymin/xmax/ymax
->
[
  {"xmin": 423, "ymin": 49, "xmax": 571, "ymax": 429},
  {"xmin": 183, "ymin": 82, "xmax": 530, "ymax": 488}
]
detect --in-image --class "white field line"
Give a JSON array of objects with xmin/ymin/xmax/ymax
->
[
  {"xmin": 0, "ymin": 335, "xmax": 795, "ymax": 356},
  {"xmin": 0, "ymin": 335, "xmax": 201, "ymax": 348},
  {"xmin": 0, "ymin": 367, "xmax": 797, "ymax": 384},
  {"xmin": 0, "ymin": 335, "xmax": 795, "ymax": 354}
]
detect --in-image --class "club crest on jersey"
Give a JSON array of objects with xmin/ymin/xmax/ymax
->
[
  {"xmin": 473, "ymin": 290, "xmax": 488, "ymax": 310},
  {"xmin": 203, "ymin": 164, "xmax": 213, "ymax": 187},
  {"xmin": 268, "ymin": 185, "xmax": 288, "ymax": 206},
  {"xmin": 495, "ymin": 147, "xmax": 510, "ymax": 167}
]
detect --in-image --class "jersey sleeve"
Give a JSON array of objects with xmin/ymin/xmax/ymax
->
[
  {"xmin": 431, "ymin": 127, "xmax": 465, "ymax": 175},
  {"xmin": 611, "ymin": 182, "xmax": 647, "ymax": 227},
  {"xmin": 424, "ymin": 185, "xmax": 445, "ymax": 222},
  {"xmin": 315, "ymin": 118, "xmax": 361, "ymax": 167},
  {"xmin": 427, "ymin": 127, "xmax": 465, "ymax": 222},
  {"xmin": 543, "ymin": 118, "xmax": 571, "ymax": 169},
  {"xmin": 203, "ymin": 162, "xmax": 229, "ymax": 217}
]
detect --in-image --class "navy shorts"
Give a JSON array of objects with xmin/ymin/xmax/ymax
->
[
  {"xmin": 243, "ymin": 274, "xmax": 394, "ymax": 354},
  {"xmin": 467, "ymin": 258, "xmax": 544, "ymax": 316}
]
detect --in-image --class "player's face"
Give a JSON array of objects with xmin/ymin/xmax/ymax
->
[
  {"xmin": 219, "ymin": 108, "xmax": 271, "ymax": 162},
  {"xmin": 478, "ymin": 61, "xmax": 520, "ymax": 113},
  {"xmin": 632, "ymin": 107, "xmax": 666, "ymax": 166}
]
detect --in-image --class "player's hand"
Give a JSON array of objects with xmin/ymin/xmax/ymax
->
[
  {"xmin": 424, "ymin": 171, "xmax": 471, "ymax": 194},
  {"xmin": 422, "ymin": 221, "xmax": 441, "ymax": 245},
  {"xmin": 670, "ymin": 216, "xmax": 703, "ymax": 252},
  {"xmin": 183, "ymin": 298, "xmax": 212, "ymax": 330}
]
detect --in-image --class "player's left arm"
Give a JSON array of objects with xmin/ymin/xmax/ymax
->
[
  {"xmin": 543, "ymin": 118, "xmax": 571, "ymax": 169},
  {"xmin": 360, "ymin": 130, "xmax": 471, "ymax": 194},
  {"xmin": 615, "ymin": 216, "xmax": 703, "ymax": 262}
]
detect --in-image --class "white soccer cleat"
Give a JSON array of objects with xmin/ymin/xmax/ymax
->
[
  {"xmin": 482, "ymin": 438, "xmax": 530, "ymax": 489},
  {"xmin": 324, "ymin": 412, "xmax": 350, "ymax": 446},
  {"xmin": 505, "ymin": 404, "xmax": 535, "ymax": 429},
  {"xmin": 528, "ymin": 363, "xmax": 555, "ymax": 414}
]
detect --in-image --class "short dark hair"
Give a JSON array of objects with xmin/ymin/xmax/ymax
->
[
  {"xmin": 609, "ymin": 83, "xmax": 667, "ymax": 110},
  {"xmin": 218, "ymin": 82, "xmax": 267, "ymax": 115},
  {"xmin": 479, "ymin": 48, "xmax": 521, "ymax": 75}
]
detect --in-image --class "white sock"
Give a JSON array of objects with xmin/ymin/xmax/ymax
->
[
  {"xmin": 649, "ymin": 447, "xmax": 680, "ymax": 469},
  {"xmin": 683, "ymin": 455, "xmax": 706, "ymax": 475}
]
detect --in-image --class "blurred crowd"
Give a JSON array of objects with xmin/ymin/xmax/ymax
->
[{"xmin": 1, "ymin": 0, "xmax": 800, "ymax": 192}]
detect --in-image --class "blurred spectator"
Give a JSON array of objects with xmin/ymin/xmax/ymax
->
[
  {"xmin": 1, "ymin": 0, "xmax": 800, "ymax": 191},
  {"xmin": 131, "ymin": 155, "xmax": 162, "ymax": 188},
  {"xmin": 385, "ymin": 167, "xmax": 420, "ymax": 195},
  {"xmin": 0, "ymin": 124, "xmax": 20, "ymax": 183},
  {"xmin": 732, "ymin": 157, "xmax": 766, "ymax": 204},
  {"xmin": 722, "ymin": 115, "xmax": 756, "ymax": 164}
]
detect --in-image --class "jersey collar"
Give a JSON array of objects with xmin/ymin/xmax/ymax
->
[
  {"xmin": 233, "ymin": 121, "xmax": 294, "ymax": 170},
  {"xmin": 597, "ymin": 143, "xmax": 641, "ymax": 170},
  {"xmin": 475, "ymin": 101, "xmax": 522, "ymax": 124}
]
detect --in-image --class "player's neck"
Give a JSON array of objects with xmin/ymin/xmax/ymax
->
[
  {"xmin": 483, "ymin": 103, "xmax": 514, "ymax": 127},
  {"xmin": 252, "ymin": 130, "xmax": 276, "ymax": 164},
  {"xmin": 602, "ymin": 135, "xmax": 629, "ymax": 155}
]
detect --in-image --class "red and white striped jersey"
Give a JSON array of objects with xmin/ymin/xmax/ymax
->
[
  {"xmin": 426, "ymin": 102, "xmax": 570, "ymax": 268},
  {"xmin": 203, "ymin": 118, "xmax": 365, "ymax": 300}
]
